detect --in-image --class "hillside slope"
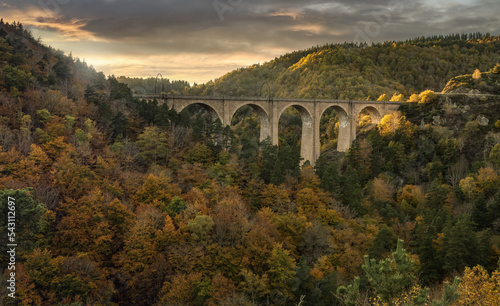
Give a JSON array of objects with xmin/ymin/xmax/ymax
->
[
  {"xmin": 185, "ymin": 33, "xmax": 500, "ymax": 100},
  {"xmin": 442, "ymin": 64, "xmax": 500, "ymax": 94}
]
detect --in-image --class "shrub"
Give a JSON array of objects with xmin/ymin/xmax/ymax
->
[
  {"xmin": 377, "ymin": 94, "xmax": 389, "ymax": 101},
  {"xmin": 390, "ymin": 93, "xmax": 405, "ymax": 102},
  {"xmin": 418, "ymin": 90, "xmax": 437, "ymax": 104},
  {"xmin": 408, "ymin": 94, "xmax": 419, "ymax": 103}
]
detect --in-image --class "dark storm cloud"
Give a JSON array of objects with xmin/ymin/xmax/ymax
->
[
  {"xmin": 5, "ymin": 0, "xmax": 498, "ymax": 45},
  {"xmin": 1, "ymin": 0, "xmax": 498, "ymax": 82}
]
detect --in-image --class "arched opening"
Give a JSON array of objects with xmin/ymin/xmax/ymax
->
[
  {"xmin": 231, "ymin": 104, "xmax": 270, "ymax": 142},
  {"xmin": 178, "ymin": 103, "xmax": 230, "ymax": 156},
  {"xmin": 356, "ymin": 106, "xmax": 381, "ymax": 135},
  {"xmin": 265, "ymin": 106, "xmax": 304, "ymax": 184},
  {"xmin": 230, "ymin": 104, "xmax": 269, "ymax": 161},
  {"xmin": 180, "ymin": 103, "xmax": 220, "ymax": 123},
  {"xmin": 278, "ymin": 106, "xmax": 302, "ymax": 148},
  {"xmin": 319, "ymin": 106, "xmax": 349, "ymax": 153},
  {"xmin": 277, "ymin": 105, "xmax": 314, "ymax": 166}
]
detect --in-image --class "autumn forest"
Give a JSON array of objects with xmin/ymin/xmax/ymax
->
[{"xmin": 1, "ymin": 20, "xmax": 500, "ymax": 305}]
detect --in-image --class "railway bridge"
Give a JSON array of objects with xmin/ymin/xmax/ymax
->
[{"xmin": 136, "ymin": 95, "xmax": 401, "ymax": 165}]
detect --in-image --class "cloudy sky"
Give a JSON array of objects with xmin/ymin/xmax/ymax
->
[{"xmin": 1, "ymin": 0, "xmax": 498, "ymax": 83}]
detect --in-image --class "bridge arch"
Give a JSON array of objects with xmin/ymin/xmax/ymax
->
[
  {"xmin": 176, "ymin": 102, "xmax": 221, "ymax": 122},
  {"xmin": 318, "ymin": 105, "xmax": 350, "ymax": 152},
  {"xmin": 277, "ymin": 104, "xmax": 314, "ymax": 164},
  {"xmin": 230, "ymin": 103, "xmax": 271, "ymax": 141},
  {"xmin": 319, "ymin": 105, "xmax": 349, "ymax": 128},
  {"xmin": 357, "ymin": 106, "xmax": 382, "ymax": 124}
]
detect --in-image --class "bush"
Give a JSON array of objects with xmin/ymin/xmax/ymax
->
[
  {"xmin": 408, "ymin": 94, "xmax": 419, "ymax": 103},
  {"xmin": 418, "ymin": 90, "xmax": 437, "ymax": 104},
  {"xmin": 492, "ymin": 63, "xmax": 500, "ymax": 74},
  {"xmin": 377, "ymin": 94, "xmax": 389, "ymax": 101},
  {"xmin": 464, "ymin": 120, "xmax": 480, "ymax": 135},
  {"xmin": 390, "ymin": 93, "xmax": 405, "ymax": 102},
  {"xmin": 167, "ymin": 196, "xmax": 186, "ymax": 217},
  {"xmin": 472, "ymin": 69, "xmax": 481, "ymax": 80}
]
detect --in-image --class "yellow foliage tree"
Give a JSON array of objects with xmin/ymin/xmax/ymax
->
[
  {"xmin": 295, "ymin": 187, "xmax": 324, "ymax": 215},
  {"xmin": 28, "ymin": 144, "xmax": 51, "ymax": 169},
  {"xmin": 206, "ymin": 271, "xmax": 237, "ymax": 305},
  {"xmin": 377, "ymin": 94, "xmax": 389, "ymax": 101},
  {"xmin": 475, "ymin": 167, "xmax": 500, "ymax": 196},
  {"xmin": 408, "ymin": 94, "xmax": 419, "ymax": 103},
  {"xmin": 390, "ymin": 93, "xmax": 405, "ymax": 102},
  {"xmin": 418, "ymin": 90, "xmax": 437, "ymax": 104},
  {"xmin": 331, "ymin": 222, "xmax": 377, "ymax": 279},
  {"xmin": 53, "ymin": 188, "xmax": 113, "ymax": 262},
  {"xmin": 455, "ymin": 265, "xmax": 500, "ymax": 305},
  {"xmin": 133, "ymin": 173, "xmax": 181, "ymax": 209},
  {"xmin": 397, "ymin": 185, "xmax": 425, "ymax": 208},
  {"xmin": 459, "ymin": 176, "xmax": 476, "ymax": 201},
  {"xmin": 157, "ymin": 272, "xmax": 203, "ymax": 304},
  {"xmin": 266, "ymin": 243, "xmax": 296, "ymax": 303},
  {"xmin": 118, "ymin": 205, "xmax": 165, "ymax": 274},
  {"xmin": 472, "ymin": 69, "xmax": 481, "ymax": 80},
  {"xmin": 260, "ymin": 184, "xmax": 291, "ymax": 213},
  {"xmin": 378, "ymin": 111, "xmax": 410, "ymax": 137},
  {"xmin": 371, "ymin": 177, "xmax": 395, "ymax": 203}
]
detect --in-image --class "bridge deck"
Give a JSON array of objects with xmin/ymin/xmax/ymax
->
[{"xmin": 133, "ymin": 94, "xmax": 402, "ymax": 106}]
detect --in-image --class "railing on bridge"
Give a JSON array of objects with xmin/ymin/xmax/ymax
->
[{"xmin": 132, "ymin": 94, "xmax": 402, "ymax": 105}]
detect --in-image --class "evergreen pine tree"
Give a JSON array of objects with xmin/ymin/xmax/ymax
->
[
  {"xmin": 291, "ymin": 258, "xmax": 322, "ymax": 304},
  {"xmin": 341, "ymin": 165, "xmax": 364, "ymax": 215},
  {"xmin": 209, "ymin": 118, "xmax": 224, "ymax": 155},
  {"xmin": 260, "ymin": 139, "xmax": 278, "ymax": 184},
  {"xmin": 154, "ymin": 103, "xmax": 170, "ymax": 128},
  {"xmin": 368, "ymin": 225, "xmax": 397, "ymax": 260},
  {"xmin": 110, "ymin": 111, "xmax": 129, "ymax": 140},
  {"xmin": 488, "ymin": 191, "xmax": 500, "ymax": 224},
  {"xmin": 471, "ymin": 192, "xmax": 491, "ymax": 230},
  {"xmin": 413, "ymin": 221, "xmax": 443, "ymax": 285},
  {"xmin": 271, "ymin": 161, "xmax": 286, "ymax": 185},
  {"xmin": 362, "ymin": 239, "xmax": 418, "ymax": 303},
  {"xmin": 240, "ymin": 135, "xmax": 259, "ymax": 161},
  {"xmin": 320, "ymin": 163, "xmax": 341, "ymax": 197},
  {"xmin": 336, "ymin": 277, "xmax": 360, "ymax": 306},
  {"xmin": 191, "ymin": 114, "xmax": 205, "ymax": 142},
  {"xmin": 440, "ymin": 216, "xmax": 484, "ymax": 275}
]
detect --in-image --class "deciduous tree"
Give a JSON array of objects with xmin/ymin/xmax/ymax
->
[{"xmin": 455, "ymin": 265, "xmax": 500, "ymax": 305}]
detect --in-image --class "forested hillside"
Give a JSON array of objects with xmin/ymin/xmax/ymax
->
[
  {"xmin": 1, "ymin": 20, "xmax": 500, "ymax": 305},
  {"xmin": 184, "ymin": 33, "xmax": 500, "ymax": 101}
]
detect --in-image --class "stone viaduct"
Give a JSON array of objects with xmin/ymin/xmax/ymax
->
[{"xmin": 138, "ymin": 95, "xmax": 401, "ymax": 165}]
